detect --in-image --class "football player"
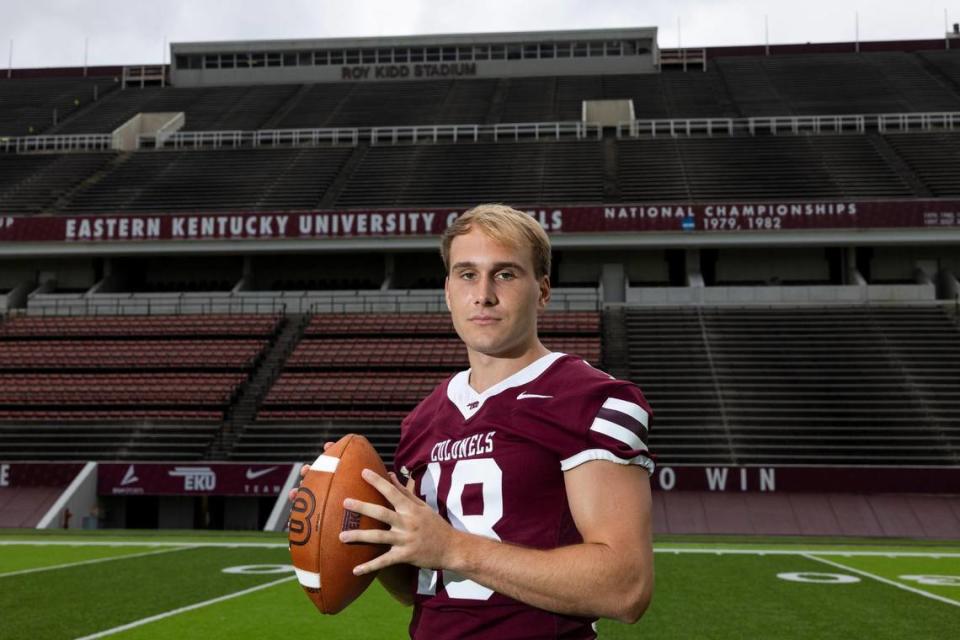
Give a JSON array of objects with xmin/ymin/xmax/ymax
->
[{"xmin": 315, "ymin": 204, "xmax": 654, "ymax": 638}]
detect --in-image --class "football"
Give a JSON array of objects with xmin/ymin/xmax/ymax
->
[{"xmin": 288, "ymin": 434, "xmax": 392, "ymax": 614}]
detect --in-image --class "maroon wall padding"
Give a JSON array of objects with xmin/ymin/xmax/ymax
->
[
  {"xmin": 0, "ymin": 487, "xmax": 62, "ymax": 528},
  {"xmin": 653, "ymin": 492, "xmax": 960, "ymax": 539}
]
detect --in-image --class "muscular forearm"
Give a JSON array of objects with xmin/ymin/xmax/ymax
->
[{"xmin": 445, "ymin": 530, "xmax": 653, "ymax": 623}]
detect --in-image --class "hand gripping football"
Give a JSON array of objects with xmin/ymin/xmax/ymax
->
[{"xmin": 288, "ymin": 434, "xmax": 391, "ymax": 614}]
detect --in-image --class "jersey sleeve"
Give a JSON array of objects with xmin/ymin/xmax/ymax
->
[{"xmin": 559, "ymin": 381, "xmax": 655, "ymax": 475}]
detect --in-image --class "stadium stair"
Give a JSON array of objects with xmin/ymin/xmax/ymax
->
[
  {"xmin": 916, "ymin": 52, "xmax": 960, "ymax": 99},
  {"xmin": 483, "ymin": 78, "xmax": 510, "ymax": 124},
  {"xmin": 209, "ymin": 312, "xmax": 310, "ymax": 459},
  {"xmin": 602, "ymin": 138, "xmax": 619, "ymax": 201},
  {"xmin": 0, "ymin": 154, "xmax": 113, "ymax": 214},
  {"xmin": 46, "ymin": 152, "xmax": 132, "ymax": 213},
  {"xmin": 600, "ymin": 306, "xmax": 629, "ymax": 380},
  {"xmin": 258, "ymin": 84, "xmax": 313, "ymax": 129},
  {"xmin": 865, "ymin": 133, "xmax": 932, "ymax": 197},
  {"xmin": 316, "ymin": 143, "xmax": 370, "ymax": 208}
]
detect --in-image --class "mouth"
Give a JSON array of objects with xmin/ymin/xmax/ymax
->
[{"xmin": 468, "ymin": 315, "xmax": 501, "ymax": 326}]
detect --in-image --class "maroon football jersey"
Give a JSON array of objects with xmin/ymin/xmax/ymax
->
[{"xmin": 393, "ymin": 352, "xmax": 654, "ymax": 640}]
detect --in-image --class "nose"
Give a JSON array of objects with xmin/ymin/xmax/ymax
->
[{"xmin": 474, "ymin": 275, "xmax": 497, "ymax": 307}]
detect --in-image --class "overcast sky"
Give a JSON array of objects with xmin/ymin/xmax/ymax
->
[{"xmin": 1, "ymin": 0, "xmax": 957, "ymax": 69}]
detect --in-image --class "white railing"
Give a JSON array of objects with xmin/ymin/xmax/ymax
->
[
  {"xmin": 369, "ymin": 121, "xmax": 601, "ymax": 144},
  {"xmin": 24, "ymin": 289, "xmax": 599, "ymax": 316},
  {"xmin": 747, "ymin": 114, "xmax": 867, "ymax": 135},
  {"xmin": 621, "ymin": 118, "xmax": 737, "ymax": 137},
  {"xmin": 877, "ymin": 112, "xmax": 960, "ymax": 132},
  {"xmin": 154, "ymin": 127, "xmax": 361, "ymax": 149},
  {"xmin": 153, "ymin": 121, "xmax": 600, "ymax": 149},
  {"xmin": 152, "ymin": 114, "xmax": 186, "ymax": 149},
  {"xmin": 0, "ymin": 134, "xmax": 112, "ymax": 153},
  {"xmin": 5, "ymin": 111, "xmax": 960, "ymax": 154},
  {"xmin": 303, "ymin": 287, "xmax": 599, "ymax": 313},
  {"xmin": 27, "ymin": 292, "xmax": 286, "ymax": 316},
  {"xmin": 617, "ymin": 111, "xmax": 960, "ymax": 138}
]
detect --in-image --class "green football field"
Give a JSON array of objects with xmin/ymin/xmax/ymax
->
[{"xmin": 1, "ymin": 530, "xmax": 957, "ymax": 639}]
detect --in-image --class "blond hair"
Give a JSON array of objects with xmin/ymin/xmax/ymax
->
[{"xmin": 440, "ymin": 204, "xmax": 551, "ymax": 279}]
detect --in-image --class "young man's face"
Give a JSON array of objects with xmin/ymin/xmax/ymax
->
[{"xmin": 444, "ymin": 227, "xmax": 550, "ymax": 359}]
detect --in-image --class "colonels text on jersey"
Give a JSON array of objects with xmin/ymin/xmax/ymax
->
[{"xmin": 393, "ymin": 352, "xmax": 654, "ymax": 640}]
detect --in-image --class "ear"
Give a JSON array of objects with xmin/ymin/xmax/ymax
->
[
  {"xmin": 537, "ymin": 275, "xmax": 551, "ymax": 311},
  {"xmin": 444, "ymin": 275, "xmax": 452, "ymax": 312}
]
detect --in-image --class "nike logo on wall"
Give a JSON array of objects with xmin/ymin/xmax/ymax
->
[
  {"xmin": 517, "ymin": 392, "xmax": 553, "ymax": 400},
  {"xmin": 245, "ymin": 467, "xmax": 278, "ymax": 480}
]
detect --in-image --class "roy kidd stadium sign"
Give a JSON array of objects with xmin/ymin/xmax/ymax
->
[{"xmin": 0, "ymin": 200, "xmax": 958, "ymax": 244}]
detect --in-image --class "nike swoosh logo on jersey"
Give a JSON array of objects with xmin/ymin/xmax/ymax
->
[
  {"xmin": 245, "ymin": 467, "xmax": 278, "ymax": 480},
  {"xmin": 517, "ymin": 392, "xmax": 553, "ymax": 400}
]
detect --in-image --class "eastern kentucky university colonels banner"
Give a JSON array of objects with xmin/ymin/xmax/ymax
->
[{"xmin": 0, "ymin": 199, "xmax": 958, "ymax": 243}]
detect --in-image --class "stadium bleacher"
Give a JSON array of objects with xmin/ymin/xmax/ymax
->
[
  {"xmin": 0, "ymin": 153, "xmax": 117, "ymax": 213},
  {"xmin": 0, "ymin": 76, "xmax": 119, "ymax": 136},
  {"xmin": 59, "ymin": 147, "xmax": 353, "ymax": 213},
  {"xmin": 335, "ymin": 140, "xmax": 604, "ymax": 207},
  {"xmin": 54, "ymin": 84, "xmax": 302, "ymax": 134},
  {"xmin": 232, "ymin": 311, "xmax": 602, "ymax": 463},
  {"xmin": 4, "ymin": 131, "xmax": 954, "ymax": 214},
  {"xmin": 715, "ymin": 52, "xmax": 960, "ymax": 116},
  {"xmin": 883, "ymin": 131, "xmax": 960, "ymax": 196},
  {"xmin": 0, "ymin": 314, "xmax": 280, "ymax": 459},
  {"xmin": 627, "ymin": 305, "xmax": 960, "ymax": 466},
  {"xmin": 1, "ymin": 48, "xmax": 959, "ymax": 217}
]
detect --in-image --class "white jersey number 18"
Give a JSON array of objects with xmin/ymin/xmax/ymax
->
[{"xmin": 417, "ymin": 458, "xmax": 503, "ymax": 600}]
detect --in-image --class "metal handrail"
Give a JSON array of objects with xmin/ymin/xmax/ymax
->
[
  {"xmin": 27, "ymin": 292, "xmax": 286, "ymax": 317},
  {"xmin": 617, "ymin": 111, "xmax": 960, "ymax": 138},
  {"xmin": 9, "ymin": 110, "xmax": 958, "ymax": 154},
  {"xmin": 0, "ymin": 134, "xmax": 112, "ymax": 153},
  {"xmin": 157, "ymin": 121, "xmax": 599, "ymax": 149}
]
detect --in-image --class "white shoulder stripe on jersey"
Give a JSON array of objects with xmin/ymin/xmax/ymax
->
[
  {"xmin": 590, "ymin": 417, "xmax": 647, "ymax": 451},
  {"xmin": 294, "ymin": 567, "xmax": 321, "ymax": 589},
  {"xmin": 601, "ymin": 397, "xmax": 649, "ymax": 428},
  {"xmin": 560, "ymin": 448, "xmax": 655, "ymax": 474},
  {"xmin": 310, "ymin": 454, "xmax": 339, "ymax": 473}
]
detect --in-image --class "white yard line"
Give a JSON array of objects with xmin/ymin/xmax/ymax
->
[
  {"xmin": 0, "ymin": 546, "xmax": 188, "ymax": 578},
  {"xmin": 73, "ymin": 575, "xmax": 297, "ymax": 640},
  {"xmin": 0, "ymin": 540, "xmax": 958, "ymax": 557},
  {"xmin": 802, "ymin": 553, "xmax": 960, "ymax": 608}
]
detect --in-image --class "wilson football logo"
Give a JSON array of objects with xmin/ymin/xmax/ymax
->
[{"xmin": 288, "ymin": 487, "xmax": 317, "ymax": 546}]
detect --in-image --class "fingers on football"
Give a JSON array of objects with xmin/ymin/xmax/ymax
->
[
  {"xmin": 299, "ymin": 464, "xmax": 309, "ymax": 478},
  {"xmin": 339, "ymin": 527, "xmax": 394, "ymax": 546},
  {"xmin": 354, "ymin": 549, "xmax": 401, "ymax": 576},
  {"xmin": 361, "ymin": 468, "xmax": 405, "ymax": 505},
  {"xmin": 343, "ymin": 498, "xmax": 399, "ymax": 526}
]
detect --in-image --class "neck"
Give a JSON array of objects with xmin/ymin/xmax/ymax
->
[{"xmin": 466, "ymin": 340, "xmax": 551, "ymax": 393}]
